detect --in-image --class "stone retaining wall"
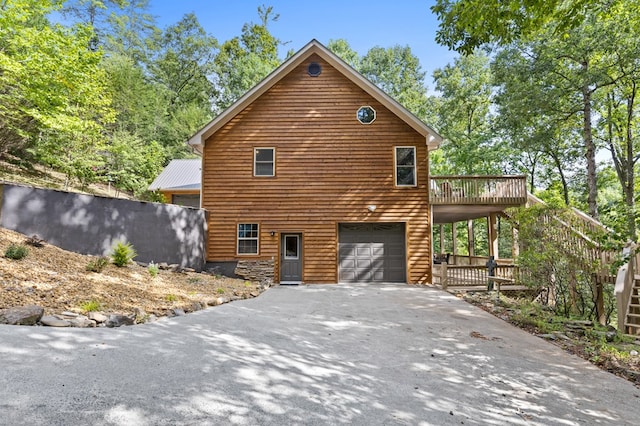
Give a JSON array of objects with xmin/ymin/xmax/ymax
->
[{"xmin": 234, "ymin": 260, "xmax": 274, "ymax": 285}]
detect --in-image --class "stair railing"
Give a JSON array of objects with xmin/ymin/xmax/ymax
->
[{"xmin": 615, "ymin": 243, "xmax": 638, "ymax": 332}]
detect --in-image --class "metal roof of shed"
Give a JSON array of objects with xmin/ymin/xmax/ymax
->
[{"xmin": 148, "ymin": 159, "xmax": 201, "ymax": 191}]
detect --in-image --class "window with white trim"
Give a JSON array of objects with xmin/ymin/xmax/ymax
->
[
  {"xmin": 254, "ymin": 148, "xmax": 275, "ymax": 176},
  {"xmin": 357, "ymin": 106, "xmax": 376, "ymax": 124},
  {"xmin": 395, "ymin": 146, "xmax": 416, "ymax": 186},
  {"xmin": 237, "ymin": 223, "xmax": 259, "ymax": 255}
]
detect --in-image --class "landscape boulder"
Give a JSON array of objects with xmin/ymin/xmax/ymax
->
[
  {"xmin": 105, "ymin": 314, "xmax": 135, "ymax": 328},
  {"xmin": 0, "ymin": 305, "xmax": 44, "ymax": 325},
  {"xmin": 40, "ymin": 316, "xmax": 71, "ymax": 327}
]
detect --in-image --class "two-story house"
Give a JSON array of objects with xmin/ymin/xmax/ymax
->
[{"xmin": 188, "ymin": 40, "xmax": 442, "ymax": 284}]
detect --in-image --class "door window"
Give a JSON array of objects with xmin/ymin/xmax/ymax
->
[{"xmin": 284, "ymin": 235, "xmax": 299, "ymax": 259}]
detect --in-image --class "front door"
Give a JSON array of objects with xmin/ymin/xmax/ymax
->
[{"xmin": 280, "ymin": 234, "xmax": 302, "ymax": 283}]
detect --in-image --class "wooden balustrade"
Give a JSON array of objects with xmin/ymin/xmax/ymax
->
[
  {"xmin": 430, "ymin": 175, "xmax": 527, "ymax": 206},
  {"xmin": 615, "ymin": 244, "xmax": 640, "ymax": 334},
  {"xmin": 432, "ymin": 261, "xmax": 519, "ymax": 289}
]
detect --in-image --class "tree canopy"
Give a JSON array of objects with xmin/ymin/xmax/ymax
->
[{"xmin": 432, "ymin": 0, "xmax": 640, "ymax": 240}]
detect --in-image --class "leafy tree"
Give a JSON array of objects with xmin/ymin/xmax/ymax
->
[
  {"xmin": 0, "ymin": 0, "xmax": 114, "ymax": 180},
  {"xmin": 513, "ymin": 204, "xmax": 616, "ymax": 324},
  {"xmin": 492, "ymin": 45, "xmax": 585, "ymax": 205},
  {"xmin": 327, "ymin": 38, "xmax": 360, "ymax": 69},
  {"xmin": 104, "ymin": 0, "xmax": 156, "ymax": 64},
  {"xmin": 105, "ymin": 130, "xmax": 164, "ymax": 195},
  {"xmin": 490, "ymin": 7, "xmax": 639, "ymax": 227},
  {"xmin": 591, "ymin": 4, "xmax": 640, "ymax": 240},
  {"xmin": 431, "ymin": 0, "xmax": 625, "ymax": 54},
  {"xmin": 327, "ymin": 40, "xmax": 431, "ymax": 121},
  {"xmin": 147, "ymin": 13, "xmax": 217, "ymax": 157},
  {"xmin": 102, "ymin": 53, "xmax": 161, "ymax": 136},
  {"xmin": 213, "ymin": 5, "xmax": 282, "ymax": 111},
  {"xmin": 359, "ymin": 45, "xmax": 430, "ymax": 120},
  {"xmin": 433, "ymin": 0, "xmax": 640, "ymax": 238},
  {"xmin": 430, "ymin": 52, "xmax": 500, "ymax": 174},
  {"xmin": 61, "ymin": 0, "xmax": 126, "ymax": 50}
]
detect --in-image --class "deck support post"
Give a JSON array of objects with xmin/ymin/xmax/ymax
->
[
  {"xmin": 512, "ymin": 225, "xmax": 519, "ymax": 258},
  {"xmin": 439, "ymin": 224, "xmax": 444, "ymax": 254},
  {"xmin": 452, "ymin": 221, "xmax": 457, "ymax": 262},
  {"xmin": 441, "ymin": 262, "xmax": 448, "ymax": 290},
  {"xmin": 467, "ymin": 220, "xmax": 475, "ymax": 257},
  {"xmin": 489, "ymin": 213, "xmax": 498, "ymax": 259}
]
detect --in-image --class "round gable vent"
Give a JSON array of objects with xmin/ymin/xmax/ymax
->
[{"xmin": 308, "ymin": 62, "xmax": 322, "ymax": 77}]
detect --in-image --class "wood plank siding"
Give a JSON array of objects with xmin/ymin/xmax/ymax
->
[{"xmin": 202, "ymin": 54, "xmax": 432, "ymax": 283}]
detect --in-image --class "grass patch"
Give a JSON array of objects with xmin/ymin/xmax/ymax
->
[
  {"xmin": 86, "ymin": 256, "xmax": 109, "ymax": 273},
  {"xmin": 80, "ymin": 300, "xmax": 101, "ymax": 312},
  {"xmin": 4, "ymin": 244, "xmax": 29, "ymax": 260},
  {"xmin": 148, "ymin": 262, "xmax": 159, "ymax": 277}
]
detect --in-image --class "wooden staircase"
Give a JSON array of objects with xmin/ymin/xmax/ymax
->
[
  {"xmin": 623, "ymin": 276, "xmax": 640, "ymax": 335},
  {"xmin": 615, "ymin": 245, "xmax": 640, "ymax": 335}
]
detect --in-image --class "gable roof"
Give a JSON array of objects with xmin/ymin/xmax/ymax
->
[
  {"xmin": 188, "ymin": 39, "xmax": 442, "ymax": 152},
  {"xmin": 148, "ymin": 159, "xmax": 201, "ymax": 191}
]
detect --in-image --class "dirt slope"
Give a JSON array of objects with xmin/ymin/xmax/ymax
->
[{"xmin": 0, "ymin": 227, "xmax": 258, "ymax": 318}]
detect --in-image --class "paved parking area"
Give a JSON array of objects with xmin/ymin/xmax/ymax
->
[{"xmin": 1, "ymin": 284, "xmax": 639, "ymax": 425}]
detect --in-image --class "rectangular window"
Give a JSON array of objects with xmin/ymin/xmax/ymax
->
[
  {"xmin": 254, "ymin": 147, "xmax": 275, "ymax": 177},
  {"xmin": 237, "ymin": 223, "xmax": 259, "ymax": 255},
  {"xmin": 284, "ymin": 235, "xmax": 299, "ymax": 260},
  {"xmin": 395, "ymin": 146, "xmax": 416, "ymax": 186}
]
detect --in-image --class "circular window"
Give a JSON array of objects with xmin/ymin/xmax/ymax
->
[
  {"xmin": 357, "ymin": 106, "xmax": 376, "ymax": 124},
  {"xmin": 308, "ymin": 62, "xmax": 321, "ymax": 77}
]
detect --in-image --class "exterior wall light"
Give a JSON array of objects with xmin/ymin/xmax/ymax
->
[
  {"xmin": 367, "ymin": 205, "xmax": 377, "ymax": 212},
  {"xmin": 270, "ymin": 231, "xmax": 276, "ymax": 236}
]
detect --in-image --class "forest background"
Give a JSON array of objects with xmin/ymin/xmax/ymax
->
[{"xmin": 0, "ymin": 0, "xmax": 638, "ymax": 245}]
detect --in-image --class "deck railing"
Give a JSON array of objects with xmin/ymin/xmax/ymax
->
[
  {"xmin": 432, "ymin": 260, "xmax": 519, "ymax": 289},
  {"xmin": 526, "ymin": 193, "xmax": 617, "ymax": 268},
  {"xmin": 615, "ymin": 244, "xmax": 640, "ymax": 334},
  {"xmin": 430, "ymin": 175, "xmax": 527, "ymax": 205}
]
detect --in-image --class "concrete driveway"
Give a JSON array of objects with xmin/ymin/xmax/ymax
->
[{"xmin": 1, "ymin": 284, "xmax": 639, "ymax": 425}]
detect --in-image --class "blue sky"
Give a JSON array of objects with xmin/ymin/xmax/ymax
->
[{"xmin": 148, "ymin": 0, "xmax": 458, "ymax": 88}]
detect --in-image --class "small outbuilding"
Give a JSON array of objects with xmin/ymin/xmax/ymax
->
[{"xmin": 148, "ymin": 159, "xmax": 201, "ymax": 208}]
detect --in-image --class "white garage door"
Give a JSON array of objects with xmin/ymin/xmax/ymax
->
[{"xmin": 338, "ymin": 223, "xmax": 406, "ymax": 283}]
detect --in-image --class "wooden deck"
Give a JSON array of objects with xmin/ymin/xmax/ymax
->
[
  {"xmin": 430, "ymin": 175, "xmax": 527, "ymax": 206},
  {"xmin": 431, "ymin": 176, "xmax": 527, "ymax": 223}
]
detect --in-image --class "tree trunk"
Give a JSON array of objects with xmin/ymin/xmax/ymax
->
[
  {"xmin": 549, "ymin": 150, "xmax": 570, "ymax": 206},
  {"xmin": 582, "ymin": 82, "xmax": 598, "ymax": 219},
  {"xmin": 624, "ymin": 83, "xmax": 637, "ymax": 241},
  {"xmin": 605, "ymin": 83, "xmax": 638, "ymax": 241}
]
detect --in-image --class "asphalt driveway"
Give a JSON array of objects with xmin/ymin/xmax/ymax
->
[{"xmin": 1, "ymin": 284, "xmax": 639, "ymax": 425}]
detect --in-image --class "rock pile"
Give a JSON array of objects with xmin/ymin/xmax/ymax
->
[{"xmin": 0, "ymin": 282, "xmax": 275, "ymax": 328}]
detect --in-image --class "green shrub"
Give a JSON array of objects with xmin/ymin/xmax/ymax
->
[
  {"xmin": 110, "ymin": 242, "xmax": 137, "ymax": 267},
  {"xmin": 80, "ymin": 300, "xmax": 101, "ymax": 312},
  {"xmin": 217, "ymin": 288, "xmax": 226, "ymax": 294},
  {"xmin": 165, "ymin": 294, "xmax": 177, "ymax": 302},
  {"xmin": 148, "ymin": 262, "xmax": 159, "ymax": 277},
  {"xmin": 4, "ymin": 244, "xmax": 28, "ymax": 260},
  {"xmin": 86, "ymin": 256, "xmax": 109, "ymax": 273}
]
